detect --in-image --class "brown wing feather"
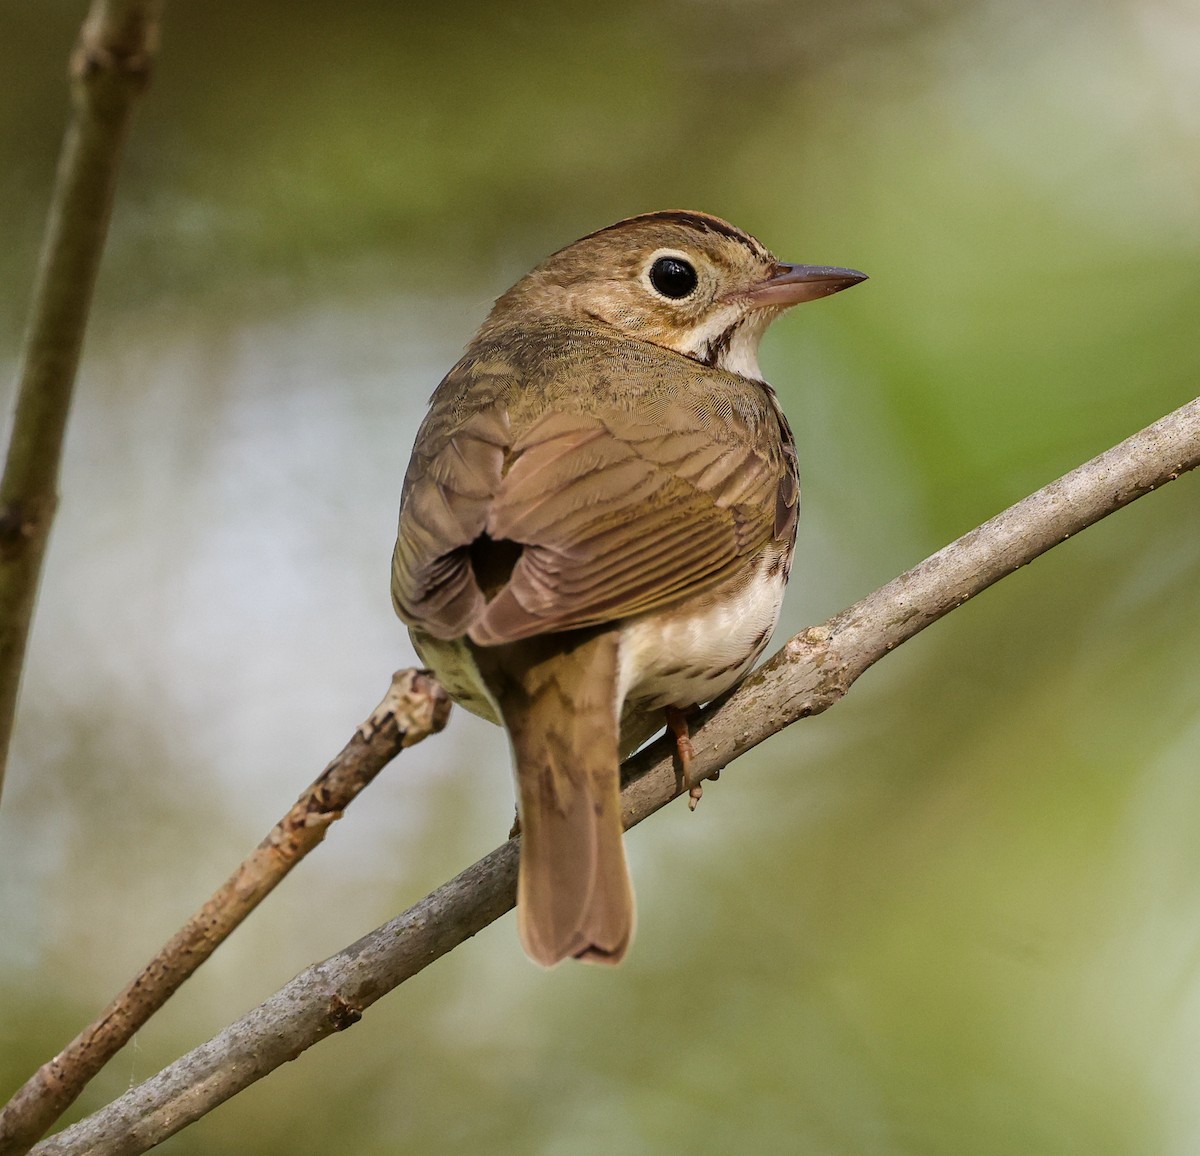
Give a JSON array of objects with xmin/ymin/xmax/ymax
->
[
  {"xmin": 392, "ymin": 328, "xmax": 793, "ymax": 646},
  {"xmin": 391, "ymin": 404, "xmax": 511, "ymax": 636}
]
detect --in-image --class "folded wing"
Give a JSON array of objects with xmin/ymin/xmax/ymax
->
[{"xmin": 392, "ymin": 363, "xmax": 793, "ymax": 647}]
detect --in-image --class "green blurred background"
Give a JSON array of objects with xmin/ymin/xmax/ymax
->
[{"xmin": 2, "ymin": 1, "xmax": 1199, "ymax": 1152}]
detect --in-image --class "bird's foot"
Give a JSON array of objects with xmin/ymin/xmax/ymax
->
[
  {"xmin": 665, "ymin": 705, "xmax": 704, "ymax": 810},
  {"xmin": 508, "ymin": 809, "xmax": 522, "ymax": 839}
]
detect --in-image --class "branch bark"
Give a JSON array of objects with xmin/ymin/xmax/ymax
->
[
  {"xmin": 29, "ymin": 394, "xmax": 1200, "ymax": 1156},
  {"xmin": 0, "ymin": 0, "xmax": 162, "ymax": 803},
  {"xmin": 0, "ymin": 670, "xmax": 450, "ymax": 1156}
]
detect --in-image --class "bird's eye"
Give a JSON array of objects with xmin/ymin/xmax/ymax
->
[{"xmin": 648, "ymin": 256, "xmax": 698, "ymax": 300}]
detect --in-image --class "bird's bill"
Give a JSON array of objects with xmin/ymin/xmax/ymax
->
[{"xmin": 741, "ymin": 263, "xmax": 868, "ymax": 309}]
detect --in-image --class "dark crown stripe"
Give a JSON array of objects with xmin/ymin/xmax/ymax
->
[{"xmin": 570, "ymin": 210, "xmax": 766, "ymax": 258}]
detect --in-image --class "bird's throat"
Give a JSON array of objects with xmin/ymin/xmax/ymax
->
[
  {"xmin": 690, "ymin": 316, "xmax": 768, "ymax": 382},
  {"xmin": 713, "ymin": 323, "xmax": 765, "ymax": 381}
]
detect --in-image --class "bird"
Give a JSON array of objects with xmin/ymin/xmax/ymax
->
[{"xmin": 392, "ymin": 210, "xmax": 865, "ymax": 967}]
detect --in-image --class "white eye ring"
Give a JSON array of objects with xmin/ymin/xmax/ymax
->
[{"xmin": 645, "ymin": 249, "xmax": 700, "ymax": 300}]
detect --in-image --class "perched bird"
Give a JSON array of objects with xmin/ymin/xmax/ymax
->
[{"xmin": 392, "ymin": 211, "xmax": 865, "ymax": 967}]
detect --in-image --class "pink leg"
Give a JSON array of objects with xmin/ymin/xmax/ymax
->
[{"xmin": 665, "ymin": 706, "xmax": 704, "ymax": 811}]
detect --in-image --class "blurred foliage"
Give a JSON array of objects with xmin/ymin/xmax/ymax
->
[{"xmin": 1, "ymin": 0, "xmax": 1199, "ymax": 1152}]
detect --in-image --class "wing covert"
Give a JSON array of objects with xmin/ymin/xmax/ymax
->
[{"xmin": 392, "ymin": 356, "xmax": 793, "ymax": 646}]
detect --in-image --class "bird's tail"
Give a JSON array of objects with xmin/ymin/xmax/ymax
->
[{"xmin": 478, "ymin": 631, "xmax": 635, "ymax": 967}]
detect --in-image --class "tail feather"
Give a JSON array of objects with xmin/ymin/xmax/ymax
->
[
  {"xmin": 475, "ymin": 631, "xmax": 635, "ymax": 967},
  {"xmin": 515, "ymin": 740, "xmax": 633, "ymax": 967}
]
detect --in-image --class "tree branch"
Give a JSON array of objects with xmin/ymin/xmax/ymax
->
[
  {"xmin": 0, "ymin": 671, "xmax": 450, "ymax": 1156},
  {"xmin": 0, "ymin": 0, "xmax": 162, "ymax": 803},
  {"xmin": 28, "ymin": 395, "xmax": 1199, "ymax": 1156}
]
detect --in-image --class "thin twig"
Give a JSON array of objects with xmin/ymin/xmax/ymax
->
[
  {"xmin": 0, "ymin": 0, "xmax": 162, "ymax": 803},
  {"xmin": 30, "ymin": 395, "xmax": 1200, "ymax": 1156},
  {"xmin": 0, "ymin": 670, "xmax": 450, "ymax": 1156}
]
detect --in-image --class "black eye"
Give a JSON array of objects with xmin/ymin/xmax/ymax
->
[{"xmin": 649, "ymin": 256, "xmax": 698, "ymax": 299}]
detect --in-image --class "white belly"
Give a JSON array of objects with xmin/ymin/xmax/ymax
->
[
  {"xmin": 617, "ymin": 553, "xmax": 787, "ymax": 712},
  {"xmin": 412, "ymin": 553, "xmax": 789, "ymax": 743}
]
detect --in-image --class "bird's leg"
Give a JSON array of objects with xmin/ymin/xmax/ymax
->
[{"xmin": 665, "ymin": 705, "xmax": 705, "ymax": 811}]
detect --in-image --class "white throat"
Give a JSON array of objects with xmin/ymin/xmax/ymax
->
[
  {"xmin": 713, "ymin": 324, "xmax": 765, "ymax": 380},
  {"xmin": 679, "ymin": 309, "xmax": 773, "ymax": 382}
]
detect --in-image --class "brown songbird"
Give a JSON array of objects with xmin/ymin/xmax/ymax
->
[{"xmin": 392, "ymin": 211, "xmax": 865, "ymax": 967}]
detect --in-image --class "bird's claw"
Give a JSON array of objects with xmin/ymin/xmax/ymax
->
[{"xmin": 666, "ymin": 705, "xmax": 706, "ymax": 811}]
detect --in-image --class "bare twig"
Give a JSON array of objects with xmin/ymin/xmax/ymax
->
[
  {"xmin": 0, "ymin": 0, "xmax": 162, "ymax": 803},
  {"xmin": 0, "ymin": 670, "xmax": 450, "ymax": 1156},
  {"xmin": 30, "ymin": 395, "xmax": 1200, "ymax": 1156}
]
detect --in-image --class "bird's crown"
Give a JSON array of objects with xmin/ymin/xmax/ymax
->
[{"xmin": 477, "ymin": 211, "xmax": 864, "ymax": 381}]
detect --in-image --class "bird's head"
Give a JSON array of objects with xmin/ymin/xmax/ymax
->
[{"xmin": 479, "ymin": 210, "xmax": 866, "ymax": 380}]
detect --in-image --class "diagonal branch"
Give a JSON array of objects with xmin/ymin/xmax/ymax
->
[
  {"xmin": 0, "ymin": 0, "xmax": 162, "ymax": 804},
  {"xmin": 29, "ymin": 394, "xmax": 1200, "ymax": 1156},
  {"xmin": 0, "ymin": 671, "xmax": 450, "ymax": 1156}
]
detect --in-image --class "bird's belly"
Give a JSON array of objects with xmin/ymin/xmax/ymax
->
[
  {"xmin": 618, "ymin": 554, "xmax": 788, "ymax": 715},
  {"xmin": 409, "ymin": 631, "xmax": 501, "ymax": 725},
  {"xmin": 412, "ymin": 552, "xmax": 790, "ymax": 749}
]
